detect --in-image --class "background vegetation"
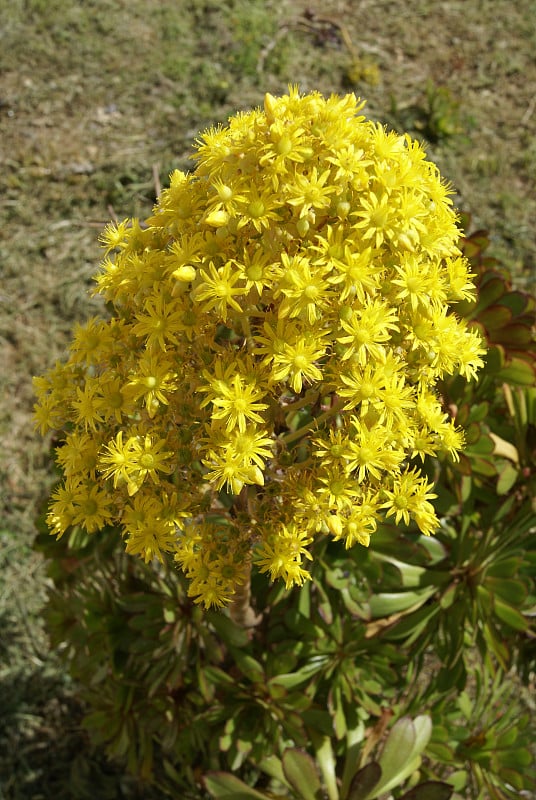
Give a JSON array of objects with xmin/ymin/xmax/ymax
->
[{"xmin": 1, "ymin": 1, "xmax": 535, "ymax": 798}]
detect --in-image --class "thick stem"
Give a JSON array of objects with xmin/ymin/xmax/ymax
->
[
  {"xmin": 229, "ymin": 560, "xmax": 262, "ymax": 628},
  {"xmin": 228, "ymin": 486, "xmax": 262, "ymax": 629}
]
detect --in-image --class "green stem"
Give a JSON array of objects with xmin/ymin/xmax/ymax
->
[
  {"xmin": 280, "ymin": 388, "xmax": 320, "ymax": 414},
  {"xmin": 280, "ymin": 398, "xmax": 345, "ymax": 447}
]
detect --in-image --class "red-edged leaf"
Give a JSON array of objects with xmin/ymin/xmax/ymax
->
[
  {"xmin": 398, "ymin": 781, "xmax": 454, "ymax": 800},
  {"xmin": 493, "ymin": 323, "xmax": 533, "ymax": 347},
  {"xmin": 478, "ymin": 304, "xmax": 512, "ymax": 330}
]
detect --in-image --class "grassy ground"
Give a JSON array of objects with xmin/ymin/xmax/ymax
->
[{"xmin": 1, "ymin": 0, "xmax": 535, "ymax": 796}]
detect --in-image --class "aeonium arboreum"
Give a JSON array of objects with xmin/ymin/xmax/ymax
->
[{"xmin": 34, "ymin": 87, "xmax": 485, "ymax": 609}]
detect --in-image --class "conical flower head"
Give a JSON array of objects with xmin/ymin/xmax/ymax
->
[{"xmin": 34, "ymin": 88, "xmax": 485, "ymax": 607}]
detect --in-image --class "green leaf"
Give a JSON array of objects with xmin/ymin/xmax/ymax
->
[
  {"xmin": 466, "ymin": 401, "xmax": 490, "ymax": 423},
  {"xmin": 203, "ymin": 665, "xmax": 237, "ymax": 687},
  {"xmin": 446, "ymin": 770, "xmax": 468, "ymax": 792},
  {"xmin": 456, "ymin": 691, "xmax": 473, "ymax": 721},
  {"xmin": 301, "ymin": 710, "xmax": 335, "ymax": 738},
  {"xmin": 426, "ymin": 741, "xmax": 454, "ymax": 762},
  {"xmin": 383, "ymin": 604, "xmax": 440, "ymax": 643},
  {"xmin": 229, "ymin": 649, "xmax": 265, "ymax": 683},
  {"xmin": 465, "ymin": 433, "xmax": 495, "ymax": 455},
  {"xmin": 496, "ymin": 726, "xmax": 518, "ymax": 748},
  {"xmin": 482, "ymin": 622, "xmax": 510, "ymax": 669},
  {"xmin": 397, "ymin": 781, "xmax": 453, "ymax": 800},
  {"xmin": 418, "ymin": 535, "xmax": 447, "ymax": 563},
  {"xmin": 207, "ymin": 611, "xmax": 249, "ymax": 647},
  {"xmin": 369, "ymin": 588, "xmax": 434, "ymax": 618},
  {"xmin": 500, "ymin": 768, "xmax": 525, "ymax": 791},
  {"xmin": 204, "ymin": 772, "xmax": 269, "ymax": 799},
  {"xmin": 298, "ymin": 580, "xmax": 311, "ymax": 617},
  {"xmin": 329, "ymin": 683, "xmax": 347, "ymax": 740},
  {"xmin": 500, "ymin": 290, "xmax": 529, "ymax": 315},
  {"xmin": 257, "ymin": 755, "xmax": 289, "ymax": 789},
  {"xmin": 486, "ymin": 556, "xmax": 523, "ymax": 578},
  {"xmin": 478, "ymin": 304, "xmax": 512, "ymax": 330},
  {"xmin": 494, "ymin": 322, "xmax": 533, "ymax": 346},
  {"xmin": 370, "ymin": 716, "xmax": 432, "ymax": 797},
  {"xmin": 496, "ymin": 463, "xmax": 519, "ymax": 495},
  {"xmin": 463, "ymin": 422, "xmax": 481, "ymax": 445},
  {"xmin": 490, "ymin": 433, "xmax": 519, "ymax": 463},
  {"xmin": 372, "ymin": 554, "xmax": 426, "ymax": 587},
  {"xmin": 477, "ymin": 584, "xmax": 493, "ymax": 615},
  {"xmin": 197, "ymin": 662, "xmax": 216, "ymax": 702},
  {"xmin": 439, "ymin": 584, "xmax": 457, "ymax": 610},
  {"xmin": 474, "ymin": 278, "xmax": 505, "ymax": 311},
  {"xmin": 311, "ymin": 735, "xmax": 338, "ymax": 800},
  {"xmin": 481, "ymin": 344, "xmax": 505, "ymax": 374},
  {"xmin": 268, "ymin": 657, "xmax": 327, "ymax": 690},
  {"xmin": 282, "ymin": 749, "xmax": 323, "ymax": 800},
  {"xmin": 498, "ymin": 358, "xmax": 536, "ymax": 385},
  {"xmin": 347, "ymin": 763, "xmax": 382, "ymax": 800},
  {"xmin": 340, "ymin": 587, "xmax": 368, "ymax": 617},
  {"xmin": 498, "ymin": 747, "xmax": 533, "ymax": 769},
  {"xmin": 493, "ymin": 598, "xmax": 528, "ymax": 631},
  {"xmin": 284, "ymin": 608, "xmax": 324, "ymax": 638},
  {"xmin": 486, "ymin": 576, "xmax": 527, "ymax": 605},
  {"xmin": 470, "ymin": 456, "xmax": 499, "ymax": 477}
]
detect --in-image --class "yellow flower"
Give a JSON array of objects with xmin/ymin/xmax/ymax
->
[
  {"xmin": 98, "ymin": 431, "xmax": 138, "ymax": 488},
  {"xmin": 71, "ymin": 481, "xmax": 114, "ymax": 533},
  {"xmin": 392, "ymin": 256, "xmax": 439, "ymax": 312},
  {"xmin": 337, "ymin": 299, "xmax": 399, "ymax": 365},
  {"xmin": 236, "ymin": 185, "xmax": 282, "ymax": 233},
  {"xmin": 315, "ymin": 465, "xmax": 361, "ymax": 511},
  {"xmin": 199, "ymin": 369, "xmax": 269, "ymax": 433},
  {"xmin": 126, "ymin": 434, "xmax": 174, "ymax": 495},
  {"xmin": 233, "ymin": 248, "xmax": 277, "ymax": 297},
  {"xmin": 125, "ymin": 353, "xmax": 178, "ymax": 417},
  {"xmin": 193, "ymin": 260, "xmax": 247, "ymax": 320},
  {"xmin": 381, "ymin": 468, "xmax": 438, "ymax": 535},
  {"xmin": 69, "ymin": 317, "xmax": 113, "ymax": 365},
  {"xmin": 122, "ymin": 493, "xmax": 178, "ymax": 563},
  {"xmin": 203, "ymin": 451, "xmax": 264, "ymax": 495},
  {"xmin": 326, "ymin": 243, "xmax": 379, "ymax": 303},
  {"xmin": 255, "ymin": 523, "xmax": 313, "ymax": 589},
  {"xmin": 286, "ymin": 166, "xmax": 335, "ymax": 218},
  {"xmin": 98, "ymin": 218, "xmax": 130, "ymax": 253},
  {"xmin": 352, "ymin": 190, "xmax": 399, "ymax": 249},
  {"xmin": 338, "ymin": 362, "xmax": 387, "ymax": 413},
  {"xmin": 346, "ymin": 419, "xmax": 404, "ymax": 482},
  {"xmin": 435, "ymin": 420, "xmax": 465, "ymax": 461},
  {"xmin": 131, "ymin": 289, "xmax": 185, "ymax": 352},
  {"xmin": 96, "ymin": 377, "xmax": 128, "ymax": 424},
  {"xmin": 206, "ymin": 426, "xmax": 274, "ymax": 471},
  {"xmin": 275, "ymin": 252, "xmax": 333, "ymax": 324},
  {"xmin": 72, "ymin": 382, "xmax": 104, "ymax": 432},
  {"xmin": 56, "ymin": 432, "xmax": 102, "ymax": 478}
]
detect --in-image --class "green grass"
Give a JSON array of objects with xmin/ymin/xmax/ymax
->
[{"xmin": 1, "ymin": 0, "xmax": 535, "ymax": 795}]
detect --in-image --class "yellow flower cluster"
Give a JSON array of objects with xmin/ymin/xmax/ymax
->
[{"xmin": 34, "ymin": 88, "xmax": 485, "ymax": 607}]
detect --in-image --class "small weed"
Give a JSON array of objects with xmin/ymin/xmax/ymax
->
[
  {"xmin": 389, "ymin": 80, "xmax": 463, "ymax": 143},
  {"xmin": 343, "ymin": 55, "xmax": 381, "ymax": 88}
]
